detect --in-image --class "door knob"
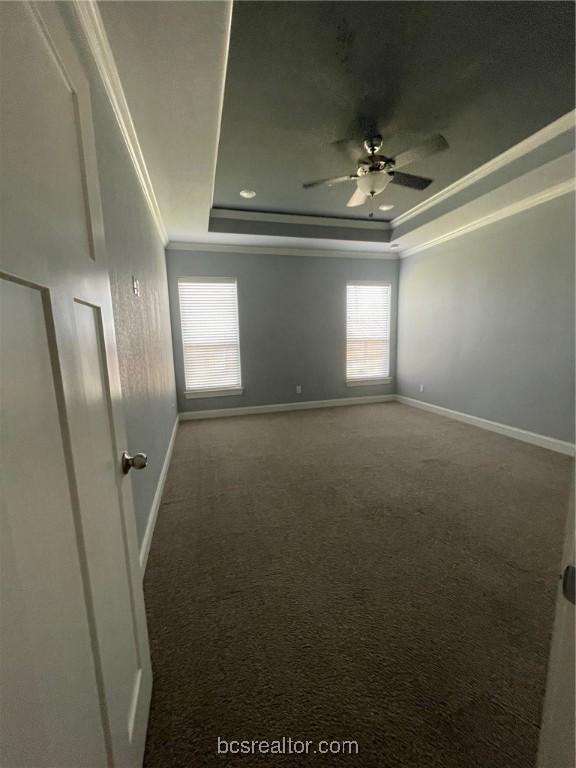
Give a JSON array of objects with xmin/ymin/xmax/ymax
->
[
  {"xmin": 562, "ymin": 565, "xmax": 575, "ymax": 606},
  {"xmin": 122, "ymin": 451, "xmax": 148, "ymax": 474}
]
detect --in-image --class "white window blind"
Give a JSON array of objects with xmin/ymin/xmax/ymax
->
[
  {"xmin": 346, "ymin": 283, "xmax": 391, "ymax": 382},
  {"xmin": 178, "ymin": 279, "xmax": 242, "ymax": 394}
]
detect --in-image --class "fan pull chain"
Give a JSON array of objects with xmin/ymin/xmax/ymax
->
[{"xmin": 368, "ymin": 194, "xmax": 375, "ymax": 218}]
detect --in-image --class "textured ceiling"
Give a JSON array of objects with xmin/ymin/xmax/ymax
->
[{"xmin": 213, "ymin": 1, "xmax": 575, "ymax": 222}]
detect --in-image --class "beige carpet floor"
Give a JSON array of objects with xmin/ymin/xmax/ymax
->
[{"xmin": 143, "ymin": 402, "xmax": 572, "ymax": 768}]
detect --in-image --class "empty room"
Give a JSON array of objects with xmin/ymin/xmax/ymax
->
[{"xmin": 1, "ymin": 1, "xmax": 575, "ymax": 767}]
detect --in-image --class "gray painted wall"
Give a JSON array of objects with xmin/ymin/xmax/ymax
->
[
  {"xmin": 397, "ymin": 193, "xmax": 575, "ymax": 443},
  {"xmin": 64, "ymin": 9, "xmax": 178, "ymax": 545},
  {"xmin": 167, "ymin": 251, "xmax": 398, "ymax": 413}
]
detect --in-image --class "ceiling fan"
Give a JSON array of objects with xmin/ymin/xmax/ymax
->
[{"xmin": 302, "ymin": 133, "xmax": 449, "ymax": 211}]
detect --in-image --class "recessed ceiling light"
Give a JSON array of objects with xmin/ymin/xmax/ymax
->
[
  {"xmin": 379, "ymin": 204, "xmax": 394, "ymax": 211},
  {"xmin": 240, "ymin": 189, "xmax": 256, "ymax": 199}
]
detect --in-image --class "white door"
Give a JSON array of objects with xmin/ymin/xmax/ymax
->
[
  {"xmin": 537, "ymin": 484, "xmax": 575, "ymax": 768},
  {"xmin": 1, "ymin": 3, "xmax": 152, "ymax": 766}
]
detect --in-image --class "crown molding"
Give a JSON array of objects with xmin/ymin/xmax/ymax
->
[
  {"xmin": 393, "ymin": 110, "xmax": 575, "ymax": 229},
  {"xmin": 166, "ymin": 241, "xmax": 400, "ymax": 260},
  {"xmin": 208, "ymin": 4, "xmax": 233, "ymax": 214},
  {"xmin": 211, "ymin": 208, "xmax": 392, "ymax": 231},
  {"xmin": 401, "ymin": 178, "xmax": 575, "ymax": 258},
  {"xmin": 72, "ymin": 0, "xmax": 168, "ymax": 245}
]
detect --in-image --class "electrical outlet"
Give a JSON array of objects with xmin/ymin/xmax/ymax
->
[
  {"xmin": 132, "ymin": 275, "xmax": 141, "ymax": 297},
  {"xmin": 419, "ymin": 384, "xmax": 424, "ymax": 393},
  {"xmin": 296, "ymin": 385, "xmax": 302, "ymax": 394}
]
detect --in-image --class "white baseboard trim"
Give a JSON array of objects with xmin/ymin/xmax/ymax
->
[
  {"xmin": 139, "ymin": 416, "xmax": 179, "ymax": 574},
  {"xmin": 179, "ymin": 394, "xmax": 395, "ymax": 421},
  {"xmin": 396, "ymin": 396, "xmax": 575, "ymax": 456},
  {"xmin": 178, "ymin": 395, "xmax": 575, "ymax": 456}
]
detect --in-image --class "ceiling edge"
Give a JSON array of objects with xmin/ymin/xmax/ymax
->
[
  {"xmin": 393, "ymin": 110, "xmax": 576, "ymax": 229},
  {"xmin": 72, "ymin": 0, "xmax": 168, "ymax": 245},
  {"xmin": 401, "ymin": 177, "xmax": 575, "ymax": 258},
  {"xmin": 207, "ymin": 3, "xmax": 233, "ymax": 216},
  {"xmin": 211, "ymin": 208, "xmax": 393, "ymax": 231},
  {"xmin": 166, "ymin": 241, "xmax": 400, "ymax": 260}
]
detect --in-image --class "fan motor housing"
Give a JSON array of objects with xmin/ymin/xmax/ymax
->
[{"xmin": 357, "ymin": 156, "xmax": 395, "ymax": 175}]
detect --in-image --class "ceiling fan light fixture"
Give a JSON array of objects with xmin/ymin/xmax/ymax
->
[
  {"xmin": 240, "ymin": 189, "xmax": 256, "ymax": 199},
  {"xmin": 378, "ymin": 203, "xmax": 394, "ymax": 211},
  {"xmin": 356, "ymin": 172, "xmax": 391, "ymax": 197}
]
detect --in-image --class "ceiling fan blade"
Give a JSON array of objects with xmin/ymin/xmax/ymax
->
[
  {"xmin": 346, "ymin": 187, "xmax": 368, "ymax": 208},
  {"xmin": 303, "ymin": 174, "xmax": 357, "ymax": 189},
  {"xmin": 331, "ymin": 138, "xmax": 363, "ymax": 163},
  {"xmin": 391, "ymin": 171, "xmax": 433, "ymax": 191},
  {"xmin": 393, "ymin": 134, "xmax": 449, "ymax": 170}
]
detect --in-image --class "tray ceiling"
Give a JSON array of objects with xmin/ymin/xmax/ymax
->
[{"xmin": 214, "ymin": 1, "xmax": 575, "ymax": 223}]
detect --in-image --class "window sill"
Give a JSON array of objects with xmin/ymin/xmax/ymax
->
[
  {"xmin": 346, "ymin": 378, "xmax": 392, "ymax": 387},
  {"xmin": 185, "ymin": 388, "xmax": 244, "ymax": 400}
]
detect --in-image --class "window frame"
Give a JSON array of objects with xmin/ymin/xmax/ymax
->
[
  {"xmin": 345, "ymin": 280, "xmax": 393, "ymax": 386},
  {"xmin": 177, "ymin": 276, "xmax": 243, "ymax": 399}
]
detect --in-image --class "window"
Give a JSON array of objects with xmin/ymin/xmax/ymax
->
[
  {"xmin": 178, "ymin": 278, "xmax": 242, "ymax": 397},
  {"xmin": 346, "ymin": 282, "xmax": 391, "ymax": 384}
]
